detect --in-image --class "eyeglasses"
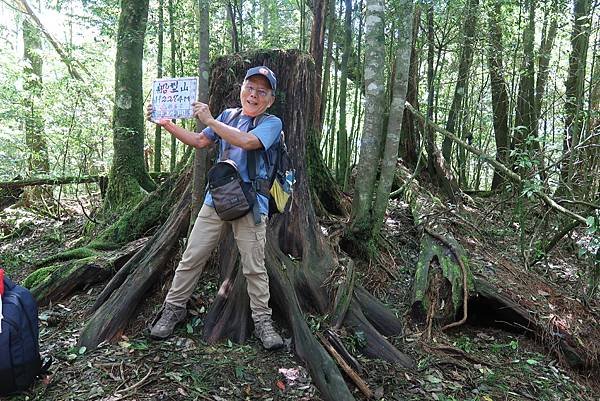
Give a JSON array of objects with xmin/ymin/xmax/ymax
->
[{"xmin": 243, "ymin": 84, "xmax": 271, "ymax": 98}]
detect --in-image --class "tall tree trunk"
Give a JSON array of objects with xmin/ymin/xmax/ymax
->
[
  {"xmin": 532, "ymin": 0, "xmax": 559, "ymax": 184},
  {"xmin": 441, "ymin": 0, "xmax": 479, "ymax": 167},
  {"xmin": 336, "ymin": 0, "xmax": 352, "ymax": 187},
  {"xmin": 23, "ymin": 18, "xmax": 49, "ymax": 176},
  {"xmin": 104, "ymin": 0, "xmax": 156, "ymax": 213},
  {"xmin": 512, "ymin": 0, "xmax": 536, "ymax": 178},
  {"xmin": 226, "ymin": 0, "xmax": 239, "ymax": 53},
  {"xmin": 168, "ymin": 0, "xmax": 177, "ymax": 172},
  {"xmin": 319, "ymin": 0, "xmax": 337, "ymax": 134},
  {"xmin": 262, "ymin": 0, "xmax": 269, "ymax": 44},
  {"xmin": 235, "ymin": 0, "xmax": 244, "ymax": 50},
  {"xmin": 371, "ymin": 0, "xmax": 414, "ymax": 237},
  {"xmin": 310, "ymin": 0, "xmax": 328, "ymax": 128},
  {"xmin": 561, "ymin": 0, "xmax": 592, "ymax": 194},
  {"xmin": 299, "ymin": 0, "xmax": 306, "ymax": 51},
  {"xmin": 399, "ymin": 4, "xmax": 421, "ymax": 167},
  {"xmin": 348, "ymin": 0, "xmax": 386, "ymax": 246},
  {"xmin": 154, "ymin": 0, "xmax": 164, "ymax": 173},
  {"xmin": 487, "ymin": 0, "xmax": 510, "ymax": 190},
  {"xmin": 190, "ymin": 0, "xmax": 211, "ymax": 227},
  {"xmin": 425, "ymin": 3, "xmax": 436, "ymax": 175},
  {"xmin": 585, "ymin": 28, "xmax": 600, "ymax": 199},
  {"xmin": 535, "ymin": 0, "xmax": 558, "ymax": 120},
  {"xmin": 327, "ymin": 41, "xmax": 341, "ymax": 168}
]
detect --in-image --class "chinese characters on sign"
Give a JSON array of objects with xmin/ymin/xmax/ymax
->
[{"xmin": 151, "ymin": 77, "xmax": 199, "ymax": 120}]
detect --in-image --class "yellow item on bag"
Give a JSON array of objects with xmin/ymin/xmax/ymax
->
[{"xmin": 270, "ymin": 179, "xmax": 291, "ymax": 213}]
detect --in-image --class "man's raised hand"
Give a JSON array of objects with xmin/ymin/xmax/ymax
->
[
  {"xmin": 146, "ymin": 104, "xmax": 169, "ymax": 126},
  {"xmin": 192, "ymin": 102, "xmax": 214, "ymax": 126}
]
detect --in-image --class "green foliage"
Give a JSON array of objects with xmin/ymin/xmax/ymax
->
[
  {"xmin": 0, "ymin": 11, "xmax": 114, "ymax": 188},
  {"xmin": 343, "ymin": 329, "xmax": 367, "ymax": 354},
  {"xmin": 454, "ymin": 335, "xmax": 473, "ymax": 353}
]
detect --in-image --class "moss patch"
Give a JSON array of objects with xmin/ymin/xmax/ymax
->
[
  {"xmin": 37, "ymin": 247, "xmax": 97, "ymax": 268},
  {"xmin": 23, "ymin": 265, "xmax": 59, "ymax": 289}
]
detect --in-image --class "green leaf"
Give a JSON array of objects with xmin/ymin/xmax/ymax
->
[
  {"xmin": 586, "ymin": 216, "xmax": 595, "ymax": 227},
  {"xmin": 426, "ymin": 374, "xmax": 442, "ymax": 384},
  {"xmin": 526, "ymin": 359, "xmax": 538, "ymax": 365},
  {"xmin": 78, "ymin": 346, "xmax": 87, "ymax": 355}
]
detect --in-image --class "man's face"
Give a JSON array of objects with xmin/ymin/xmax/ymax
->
[{"xmin": 240, "ymin": 75, "xmax": 274, "ymax": 117}]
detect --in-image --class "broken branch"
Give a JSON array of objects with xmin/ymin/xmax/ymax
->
[{"xmin": 404, "ymin": 102, "xmax": 588, "ymax": 225}]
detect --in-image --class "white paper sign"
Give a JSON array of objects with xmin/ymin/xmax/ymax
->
[{"xmin": 151, "ymin": 77, "xmax": 198, "ymax": 120}]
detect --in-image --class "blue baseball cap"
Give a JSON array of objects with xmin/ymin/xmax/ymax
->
[{"xmin": 244, "ymin": 66, "xmax": 277, "ymax": 91}]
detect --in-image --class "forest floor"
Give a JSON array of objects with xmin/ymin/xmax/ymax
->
[{"xmin": 0, "ymin": 194, "xmax": 599, "ymax": 401}]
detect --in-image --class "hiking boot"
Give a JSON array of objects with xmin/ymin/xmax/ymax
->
[
  {"xmin": 150, "ymin": 303, "xmax": 186, "ymax": 339},
  {"xmin": 254, "ymin": 316, "xmax": 283, "ymax": 350}
]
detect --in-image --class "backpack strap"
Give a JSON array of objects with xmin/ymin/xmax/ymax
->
[
  {"xmin": 247, "ymin": 115, "xmax": 263, "ymax": 225},
  {"xmin": 221, "ymin": 108, "xmax": 243, "ymax": 160}
]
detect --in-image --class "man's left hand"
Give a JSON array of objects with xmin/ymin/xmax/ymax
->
[{"xmin": 192, "ymin": 102, "xmax": 214, "ymax": 125}]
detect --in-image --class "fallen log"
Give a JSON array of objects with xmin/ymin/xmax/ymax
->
[
  {"xmin": 472, "ymin": 278, "xmax": 594, "ymax": 369},
  {"xmin": 28, "ymin": 237, "xmax": 148, "ymax": 306},
  {"xmin": 396, "ymin": 162, "xmax": 600, "ymax": 370},
  {"xmin": 0, "ymin": 172, "xmax": 170, "ymax": 190}
]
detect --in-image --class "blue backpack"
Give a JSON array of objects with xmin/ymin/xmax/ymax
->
[{"xmin": 0, "ymin": 269, "xmax": 44, "ymax": 395}]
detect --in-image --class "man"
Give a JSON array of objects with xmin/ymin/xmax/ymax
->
[{"xmin": 146, "ymin": 66, "xmax": 284, "ymax": 350}]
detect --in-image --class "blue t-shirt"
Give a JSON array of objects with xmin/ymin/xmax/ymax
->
[{"xmin": 203, "ymin": 108, "xmax": 282, "ymax": 215}]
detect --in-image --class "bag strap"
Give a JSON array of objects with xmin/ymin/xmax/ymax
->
[
  {"xmin": 221, "ymin": 108, "xmax": 243, "ymax": 160},
  {"xmin": 247, "ymin": 117, "xmax": 262, "ymax": 225}
]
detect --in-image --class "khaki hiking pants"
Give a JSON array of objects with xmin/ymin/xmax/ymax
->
[{"xmin": 165, "ymin": 204, "xmax": 271, "ymax": 321}]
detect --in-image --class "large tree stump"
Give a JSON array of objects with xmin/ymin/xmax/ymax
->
[{"xmin": 78, "ymin": 50, "xmax": 414, "ymax": 400}]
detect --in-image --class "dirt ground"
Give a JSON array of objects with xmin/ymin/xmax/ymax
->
[{"xmin": 1, "ymin": 196, "xmax": 598, "ymax": 401}]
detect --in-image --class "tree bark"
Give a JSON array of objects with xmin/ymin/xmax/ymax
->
[
  {"xmin": 226, "ymin": 0, "xmax": 239, "ymax": 53},
  {"xmin": 153, "ymin": 0, "xmax": 164, "ymax": 173},
  {"xmin": 104, "ymin": 0, "xmax": 156, "ymax": 213},
  {"xmin": 441, "ymin": 0, "xmax": 479, "ymax": 166},
  {"xmin": 561, "ymin": 0, "xmax": 592, "ymax": 195},
  {"xmin": 512, "ymin": 0, "xmax": 537, "ymax": 179},
  {"xmin": 335, "ymin": 0, "xmax": 352, "ymax": 188},
  {"xmin": 399, "ymin": 4, "xmax": 421, "ymax": 167},
  {"xmin": 487, "ymin": 0, "xmax": 510, "ymax": 190},
  {"xmin": 319, "ymin": 0, "xmax": 337, "ymax": 134},
  {"xmin": 371, "ymin": 0, "xmax": 414, "ymax": 237},
  {"xmin": 168, "ymin": 0, "xmax": 178, "ymax": 172},
  {"xmin": 534, "ymin": 0, "xmax": 558, "ymax": 122},
  {"xmin": 309, "ymin": 0, "xmax": 328, "ymax": 128},
  {"xmin": 190, "ymin": 0, "xmax": 211, "ymax": 227},
  {"xmin": 349, "ymin": 0, "xmax": 386, "ymax": 243},
  {"xmin": 23, "ymin": 18, "xmax": 49, "ymax": 176}
]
